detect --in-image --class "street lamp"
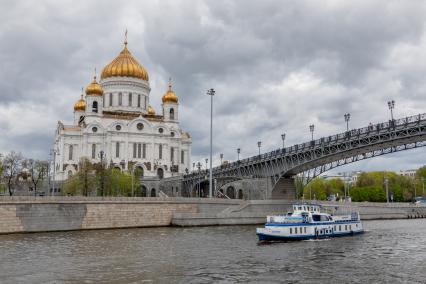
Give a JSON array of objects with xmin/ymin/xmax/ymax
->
[
  {"xmin": 387, "ymin": 100, "xmax": 395, "ymax": 121},
  {"xmin": 205, "ymin": 158, "xmax": 208, "ymax": 171},
  {"xmin": 98, "ymin": 150, "xmax": 105, "ymax": 197},
  {"xmin": 197, "ymin": 162, "xmax": 201, "ymax": 197},
  {"xmin": 344, "ymin": 113, "xmax": 350, "ymax": 131},
  {"xmin": 281, "ymin": 133, "xmax": 286, "ymax": 148},
  {"xmin": 207, "ymin": 88, "xmax": 215, "ymax": 198},
  {"xmin": 257, "ymin": 141, "xmax": 262, "ymax": 155},
  {"xmin": 220, "ymin": 153, "xmax": 223, "ymax": 165},
  {"xmin": 237, "ymin": 148, "xmax": 241, "ymax": 160},
  {"xmin": 384, "ymin": 176, "xmax": 389, "ymax": 203},
  {"xmin": 309, "ymin": 124, "xmax": 315, "ymax": 141},
  {"xmin": 50, "ymin": 148, "xmax": 59, "ymax": 196},
  {"xmin": 131, "ymin": 164, "xmax": 136, "ymax": 197}
]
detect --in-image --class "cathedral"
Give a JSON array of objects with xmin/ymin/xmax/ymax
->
[{"xmin": 53, "ymin": 37, "xmax": 192, "ymax": 193}]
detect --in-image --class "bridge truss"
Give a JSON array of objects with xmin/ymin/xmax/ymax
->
[{"xmin": 183, "ymin": 113, "xmax": 426, "ymax": 194}]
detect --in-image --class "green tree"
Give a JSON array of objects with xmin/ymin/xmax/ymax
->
[
  {"xmin": 304, "ymin": 178, "xmax": 327, "ymax": 200},
  {"xmin": 24, "ymin": 159, "xmax": 48, "ymax": 196},
  {"xmin": 63, "ymin": 158, "xmax": 97, "ymax": 196},
  {"xmin": 103, "ymin": 168, "xmax": 139, "ymax": 196}
]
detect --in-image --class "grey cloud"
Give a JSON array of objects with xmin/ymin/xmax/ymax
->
[{"xmin": 0, "ymin": 0, "xmax": 425, "ymax": 173}]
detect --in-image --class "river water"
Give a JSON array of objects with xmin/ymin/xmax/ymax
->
[{"xmin": 0, "ymin": 219, "xmax": 425, "ymax": 283}]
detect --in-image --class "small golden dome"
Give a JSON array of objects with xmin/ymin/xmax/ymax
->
[
  {"xmin": 85, "ymin": 75, "xmax": 103, "ymax": 96},
  {"xmin": 162, "ymin": 79, "xmax": 179, "ymax": 103},
  {"xmin": 147, "ymin": 105, "xmax": 156, "ymax": 115},
  {"xmin": 101, "ymin": 40, "xmax": 149, "ymax": 81},
  {"xmin": 74, "ymin": 95, "xmax": 86, "ymax": 112}
]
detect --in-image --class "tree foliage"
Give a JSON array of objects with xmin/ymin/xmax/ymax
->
[
  {"xmin": 2, "ymin": 151, "xmax": 23, "ymax": 196},
  {"xmin": 63, "ymin": 158, "xmax": 140, "ymax": 197}
]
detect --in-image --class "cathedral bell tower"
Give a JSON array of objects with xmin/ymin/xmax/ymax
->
[
  {"xmin": 73, "ymin": 91, "xmax": 86, "ymax": 125},
  {"xmin": 85, "ymin": 72, "xmax": 104, "ymax": 116},
  {"xmin": 162, "ymin": 78, "xmax": 179, "ymax": 122}
]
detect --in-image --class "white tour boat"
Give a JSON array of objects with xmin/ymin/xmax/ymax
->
[{"xmin": 256, "ymin": 203, "xmax": 364, "ymax": 242}]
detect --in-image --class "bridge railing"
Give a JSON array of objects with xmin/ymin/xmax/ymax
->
[{"xmin": 184, "ymin": 113, "xmax": 426, "ymax": 179}]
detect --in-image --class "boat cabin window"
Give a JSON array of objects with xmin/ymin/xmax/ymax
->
[
  {"xmin": 312, "ymin": 215, "xmax": 321, "ymax": 222},
  {"xmin": 295, "ymin": 227, "xmax": 297, "ymax": 234},
  {"xmin": 290, "ymin": 228, "xmax": 292, "ymax": 234},
  {"xmin": 304, "ymin": 227, "xmax": 307, "ymax": 233},
  {"xmin": 339, "ymin": 225, "xmax": 341, "ymax": 231}
]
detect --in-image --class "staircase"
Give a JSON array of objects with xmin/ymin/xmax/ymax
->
[{"xmin": 271, "ymin": 177, "xmax": 296, "ymax": 199}]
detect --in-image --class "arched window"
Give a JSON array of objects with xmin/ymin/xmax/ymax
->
[
  {"xmin": 157, "ymin": 168, "xmax": 164, "ymax": 179},
  {"xmin": 226, "ymin": 186, "xmax": 235, "ymax": 199},
  {"xmin": 170, "ymin": 108, "xmax": 175, "ymax": 120},
  {"xmin": 141, "ymin": 186, "xmax": 147, "ymax": 197},
  {"xmin": 109, "ymin": 93, "xmax": 113, "ymax": 106},
  {"xmin": 238, "ymin": 189, "xmax": 243, "ymax": 199},
  {"xmin": 69, "ymin": 145, "xmax": 73, "ymax": 160},
  {"xmin": 129, "ymin": 93, "xmax": 132, "ymax": 106},
  {"xmin": 135, "ymin": 166, "xmax": 144, "ymax": 178},
  {"xmin": 118, "ymin": 93, "xmax": 122, "ymax": 106},
  {"xmin": 115, "ymin": 142, "xmax": 120, "ymax": 158},
  {"xmin": 92, "ymin": 101, "xmax": 98, "ymax": 113},
  {"xmin": 91, "ymin": 144, "xmax": 96, "ymax": 159},
  {"xmin": 159, "ymin": 144, "xmax": 163, "ymax": 159},
  {"xmin": 137, "ymin": 94, "xmax": 141, "ymax": 107},
  {"xmin": 151, "ymin": 188, "xmax": 156, "ymax": 197}
]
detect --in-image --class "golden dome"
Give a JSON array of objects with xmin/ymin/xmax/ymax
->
[
  {"xmin": 74, "ymin": 95, "xmax": 86, "ymax": 112},
  {"xmin": 101, "ymin": 41, "xmax": 149, "ymax": 81},
  {"xmin": 147, "ymin": 105, "xmax": 156, "ymax": 115},
  {"xmin": 162, "ymin": 79, "xmax": 179, "ymax": 103},
  {"xmin": 85, "ymin": 75, "xmax": 103, "ymax": 96}
]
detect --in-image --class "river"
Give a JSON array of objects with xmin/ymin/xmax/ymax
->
[{"xmin": 0, "ymin": 219, "xmax": 425, "ymax": 283}]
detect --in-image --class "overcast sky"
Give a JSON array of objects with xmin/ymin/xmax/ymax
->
[{"xmin": 1, "ymin": 0, "xmax": 426, "ymax": 173}]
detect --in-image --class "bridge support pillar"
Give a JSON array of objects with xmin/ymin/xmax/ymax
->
[{"xmin": 271, "ymin": 177, "xmax": 296, "ymax": 200}]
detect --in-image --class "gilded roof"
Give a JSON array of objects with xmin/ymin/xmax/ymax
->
[
  {"xmin": 101, "ymin": 42, "xmax": 149, "ymax": 81},
  {"xmin": 85, "ymin": 75, "xmax": 103, "ymax": 96},
  {"xmin": 162, "ymin": 81, "xmax": 178, "ymax": 103},
  {"xmin": 73, "ymin": 95, "xmax": 86, "ymax": 111}
]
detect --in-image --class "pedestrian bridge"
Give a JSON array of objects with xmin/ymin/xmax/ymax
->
[{"xmin": 183, "ymin": 113, "xmax": 426, "ymax": 199}]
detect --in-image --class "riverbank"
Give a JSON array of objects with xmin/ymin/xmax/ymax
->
[{"xmin": 0, "ymin": 197, "xmax": 425, "ymax": 234}]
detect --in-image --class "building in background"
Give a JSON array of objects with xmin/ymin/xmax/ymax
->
[{"xmin": 53, "ymin": 38, "xmax": 192, "ymax": 194}]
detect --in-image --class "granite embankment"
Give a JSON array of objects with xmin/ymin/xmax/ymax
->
[{"xmin": 0, "ymin": 197, "xmax": 425, "ymax": 234}]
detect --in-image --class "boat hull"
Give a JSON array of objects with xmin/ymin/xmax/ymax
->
[{"xmin": 257, "ymin": 230, "xmax": 364, "ymax": 242}]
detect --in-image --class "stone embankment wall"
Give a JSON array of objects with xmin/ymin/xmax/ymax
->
[
  {"xmin": 1, "ymin": 197, "xmax": 426, "ymax": 233},
  {"xmin": 0, "ymin": 197, "xmax": 241, "ymax": 234},
  {"xmin": 172, "ymin": 200, "xmax": 426, "ymax": 226}
]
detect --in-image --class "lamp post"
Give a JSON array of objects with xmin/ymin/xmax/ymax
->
[
  {"xmin": 257, "ymin": 141, "xmax": 261, "ymax": 155},
  {"xmin": 309, "ymin": 124, "xmax": 315, "ymax": 141},
  {"xmin": 281, "ymin": 133, "xmax": 286, "ymax": 148},
  {"xmin": 131, "ymin": 164, "xmax": 136, "ymax": 197},
  {"xmin": 387, "ymin": 100, "xmax": 395, "ymax": 121},
  {"xmin": 197, "ymin": 162, "xmax": 201, "ymax": 197},
  {"xmin": 207, "ymin": 88, "xmax": 215, "ymax": 198},
  {"xmin": 344, "ymin": 113, "xmax": 350, "ymax": 131},
  {"xmin": 98, "ymin": 150, "xmax": 105, "ymax": 197},
  {"xmin": 50, "ymin": 148, "xmax": 59, "ymax": 196},
  {"xmin": 384, "ymin": 176, "xmax": 389, "ymax": 203},
  {"xmin": 237, "ymin": 148, "xmax": 241, "ymax": 161},
  {"xmin": 220, "ymin": 153, "xmax": 223, "ymax": 165}
]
